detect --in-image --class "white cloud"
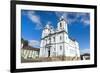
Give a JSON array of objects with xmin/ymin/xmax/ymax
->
[
  {"xmin": 29, "ymin": 40, "xmax": 40, "ymax": 48},
  {"xmin": 23, "ymin": 11, "xmax": 43, "ymax": 30},
  {"xmin": 55, "ymin": 12, "xmax": 68, "ymax": 19},
  {"xmin": 55, "ymin": 12, "xmax": 63, "ymax": 18},
  {"xmin": 77, "ymin": 13, "xmax": 90, "ymax": 25},
  {"xmin": 46, "ymin": 21, "xmax": 52, "ymax": 25},
  {"xmin": 81, "ymin": 18, "xmax": 90, "ymax": 25},
  {"xmin": 55, "ymin": 12, "xmax": 77, "ymax": 24},
  {"xmin": 80, "ymin": 48, "xmax": 90, "ymax": 55},
  {"xmin": 55, "ymin": 12, "xmax": 90, "ymax": 26}
]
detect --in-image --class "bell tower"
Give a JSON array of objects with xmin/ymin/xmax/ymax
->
[{"xmin": 57, "ymin": 16, "xmax": 68, "ymax": 33}]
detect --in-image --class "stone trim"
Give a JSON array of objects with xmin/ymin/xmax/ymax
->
[{"xmin": 41, "ymin": 30, "xmax": 67, "ymax": 40}]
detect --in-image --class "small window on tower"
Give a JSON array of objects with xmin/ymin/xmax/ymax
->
[
  {"xmin": 60, "ymin": 23, "xmax": 62, "ymax": 27},
  {"xmin": 53, "ymin": 37, "xmax": 55, "ymax": 42}
]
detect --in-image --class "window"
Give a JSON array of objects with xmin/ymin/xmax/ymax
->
[
  {"xmin": 60, "ymin": 36, "xmax": 62, "ymax": 40},
  {"xmin": 53, "ymin": 37, "xmax": 55, "ymax": 42},
  {"xmin": 46, "ymin": 39, "xmax": 47, "ymax": 43},
  {"xmin": 54, "ymin": 48, "xmax": 56, "ymax": 51},
  {"xmin": 60, "ymin": 23, "xmax": 62, "ymax": 27},
  {"xmin": 60, "ymin": 46, "xmax": 62, "ymax": 51},
  {"xmin": 49, "ymin": 37, "xmax": 51, "ymax": 41},
  {"xmin": 45, "ymin": 39, "xmax": 47, "ymax": 44}
]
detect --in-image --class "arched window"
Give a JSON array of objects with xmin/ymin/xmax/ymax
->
[
  {"xmin": 60, "ymin": 46, "xmax": 62, "ymax": 51},
  {"xmin": 53, "ymin": 37, "xmax": 55, "ymax": 42},
  {"xmin": 60, "ymin": 36, "xmax": 62, "ymax": 40},
  {"xmin": 54, "ymin": 48, "xmax": 56, "ymax": 51},
  {"xmin": 60, "ymin": 22, "xmax": 62, "ymax": 27}
]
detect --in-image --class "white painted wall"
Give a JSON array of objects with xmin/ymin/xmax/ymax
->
[
  {"xmin": 0, "ymin": 0, "xmax": 100, "ymax": 73},
  {"xmin": 40, "ymin": 17, "xmax": 80, "ymax": 57}
]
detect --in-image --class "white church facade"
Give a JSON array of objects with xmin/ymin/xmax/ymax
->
[{"xmin": 39, "ymin": 16, "xmax": 80, "ymax": 60}]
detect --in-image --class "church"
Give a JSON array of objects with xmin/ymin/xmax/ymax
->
[{"xmin": 39, "ymin": 16, "xmax": 80, "ymax": 60}]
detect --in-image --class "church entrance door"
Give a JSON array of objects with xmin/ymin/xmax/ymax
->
[{"xmin": 48, "ymin": 48, "xmax": 50, "ymax": 57}]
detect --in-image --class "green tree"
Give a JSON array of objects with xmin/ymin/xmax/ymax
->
[{"xmin": 21, "ymin": 38, "xmax": 28, "ymax": 47}]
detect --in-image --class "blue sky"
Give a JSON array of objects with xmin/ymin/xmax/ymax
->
[{"xmin": 21, "ymin": 10, "xmax": 90, "ymax": 54}]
